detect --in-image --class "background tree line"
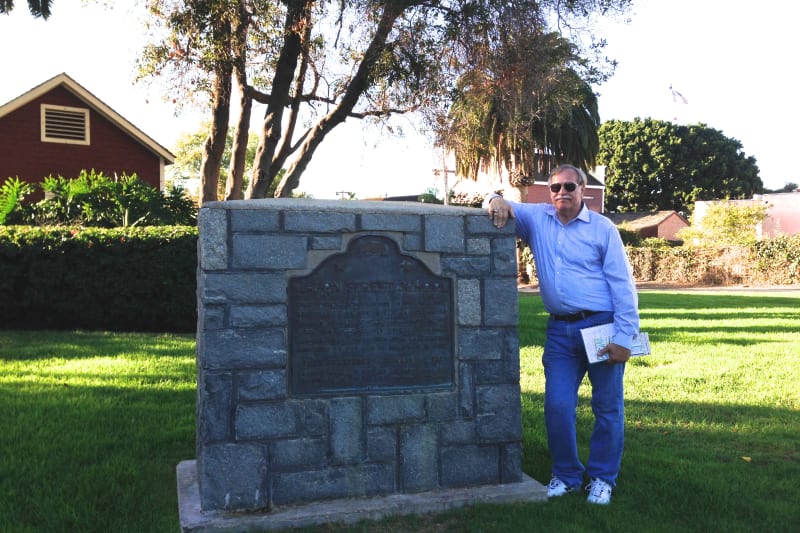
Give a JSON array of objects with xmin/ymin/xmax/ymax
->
[
  {"xmin": 167, "ymin": 115, "xmax": 773, "ymax": 217},
  {"xmin": 132, "ymin": 0, "xmax": 633, "ymax": 203},
  {"xmin": 6, "ymin": 0, "xmax": 785, "ymax": 216},
  {"xmin": 597, "ymin": 118, "xmax": 766, "ymax": 215}
]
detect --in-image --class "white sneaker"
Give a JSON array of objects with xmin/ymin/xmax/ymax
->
[
  {"xmin": 547, "ymin": 476, "xmax": 574, "ymax": 498},
  {"xmin": 586, "ymin": 478, "xmax": 612, "ymax": 505}
]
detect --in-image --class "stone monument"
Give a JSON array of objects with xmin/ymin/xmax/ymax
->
[{"xmin": 177, "ymin": 199, "xmax": 546, "ymax": 531}]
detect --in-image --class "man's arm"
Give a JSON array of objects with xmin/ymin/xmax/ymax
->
[{"xmin": 597, "ymin": 223, "xmax": 640, "ymax": 364}]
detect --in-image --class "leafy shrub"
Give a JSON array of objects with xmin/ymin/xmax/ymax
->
[
  {"xmin": 625, "ymin": 246, "xmax": 660, "ymax": 281},
  {"xmin": 625, "ymin": 239, "xmax": 798, "ymax": 286},
  {"xmin": 1, "ymin": 171, "xmax": 197, "ymax": 227},
  {"xmin": 679, "ymin": 200, "xmax": 768, "ymax": 246},
  {"xmin": 751, "ymin": 234, "xmax": 800, "ymax": 284},
  {"xmin": 417, "ymin": 187, "xmax": 443, "ymax": 204},
  {"xmin": 617, "ymin": 227, "xmax": 642, "ymax": 246},
  {"xmin": 519, "ymin": 243, "xmax": 536, "ymax": 283},
  {"xmin": 640, "ymin": 237, "xmax": 673, "ymax": 249},
  {"xmin": 517, "ymin": 236, "xmax": 796, "ymax": 287},
  {"xmin": 449, "ymin": 191, "xmax": 485, "ymax": 207},
  {"xmin": 0, "ymin": 177, "xmax": 33, "ymax": 224}
]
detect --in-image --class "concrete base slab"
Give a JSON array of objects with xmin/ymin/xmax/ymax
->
[{"xmin": 177, "ymin": 460, "xmax": 547, "ymax": 532}]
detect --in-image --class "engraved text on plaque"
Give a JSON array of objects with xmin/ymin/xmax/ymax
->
[{"xmin": 289, "ymin": 235, "xmax": 454, "ymax": 395}]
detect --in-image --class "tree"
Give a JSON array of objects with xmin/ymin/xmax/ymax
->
[
  {"xmin": 137, "ymin": 0, "xmax": 257, "ymax": 203},
  {"xmin": 439, "ymin": 29, "xmax": 606, "ymax": 199},
  {"xmin": 598, "ymin": 118, "xmax": 763, "ymax": 215},
  {"xmin": 0, "ymin": 0, "xmax": 53, "ymax": 19},
  {"xmin": 224, "ymin": 0, "xmax": 256, "ymax": 200},
  {"xmin": 167, "ymin": 122, "xmax": 260, "ymax": 200},
  {"xmin": 137, "ymin": 0, "xmax": 634, "ymax": 201}
]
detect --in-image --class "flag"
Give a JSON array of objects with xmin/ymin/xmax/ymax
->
[{"xmin": 670, "ymin": 85, "xmax": 688, "ymax": 104}]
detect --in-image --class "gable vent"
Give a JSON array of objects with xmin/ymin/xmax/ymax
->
[{"xmin": 41, "ymin": 104, "xmax": 90, "ymax": 145}]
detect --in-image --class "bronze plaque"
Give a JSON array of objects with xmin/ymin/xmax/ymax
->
[{"xmin": 289, "ymin": 235, "xmax": 454, "ymax": 395}]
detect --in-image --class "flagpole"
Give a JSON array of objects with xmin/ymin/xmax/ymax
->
[{"xmin": 670, "ymin": 84, "xmax": 688, "ymax": 122}]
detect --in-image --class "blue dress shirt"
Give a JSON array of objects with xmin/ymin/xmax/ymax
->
[{"xmin": 507, "ymin": 200, "xmax": 639, "ymax": 350}]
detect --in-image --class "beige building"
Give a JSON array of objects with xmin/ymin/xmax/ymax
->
[{"xmin": 694, "ymin": 192, "xmax": 800, "ymax": 239}]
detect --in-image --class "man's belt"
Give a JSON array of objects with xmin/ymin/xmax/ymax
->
[{"xmin": 550, "ymin": 310, "xmax": 600, "ymax": 322}]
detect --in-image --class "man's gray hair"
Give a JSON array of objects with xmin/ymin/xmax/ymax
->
[{"xmin": 548, "ymin": 164, "xmax": 586, "ymax": 185}]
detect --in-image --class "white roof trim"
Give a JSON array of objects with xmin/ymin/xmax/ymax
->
[{"xmin": 0, "ymin": 72, "xmax": 175, "ymax": 164}]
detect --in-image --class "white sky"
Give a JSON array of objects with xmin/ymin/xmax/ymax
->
[{"xmin": 1, "ymin": 0, "xmax": 796, "ymax": 198}]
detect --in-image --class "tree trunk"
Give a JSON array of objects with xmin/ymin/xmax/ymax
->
[
  {"xmin": 274, "ymin": 2, "xmax": 405, "ymax": 197},
  {"xmin": 200, "ymin": 65, "xmax": 232, "ymax": 203},
  {"xmin": 225, "ymin": 88, "xmax": 251, "ymax": 201},
  {"xmin": 246, "ymin": 0, "xmax": 312, "ymax": 199},
  {"xmin": 514, "ymin": 184, "xmax": 529, "ymax": 284},
  {"xmin": 199, "ymin": 10, "xmax": 233, "ymax": 204},
  {"xmin": 225, "ymin": 2, "xmax": 251, "ymax": 201},
  {"xmin": 273, "ymin": 114, "xmax": 340, "ymax": 197}
]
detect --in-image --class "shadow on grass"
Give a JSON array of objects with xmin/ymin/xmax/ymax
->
[
  {"xmin": 0, "ymin": 330, "xmax": 195, "ymax": 361},
  {"xmin": 637, "ymin": 292, "xmax": 799, "ymax": 310},
  {"xmin": 522, "ymin": 291, "xmax": 800, "ymax": 314},
  {"xmin": 0, "ymin": 330, "xmax": 197, "ymax": 532},
  {"xmin": 512, "ymin": 291, "xmax": 799, "ymax": 531}
]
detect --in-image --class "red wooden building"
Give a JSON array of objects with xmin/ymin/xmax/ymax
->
[
  {"xmin": 0, "ymin": 73, "xmax": 174, "ymax": 197},
  {"xmin": 603, "ymin": 211, "xmax": 689, "ymax": 241}
]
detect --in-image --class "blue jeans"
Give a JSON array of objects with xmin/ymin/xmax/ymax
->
[{"xmin": 542, "ymin": 311, "xmax": 625, "ymax": 488}]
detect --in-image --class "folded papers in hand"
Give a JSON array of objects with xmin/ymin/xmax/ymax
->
[{"xmin": 580, "ymin": 323, "xmax": 651, "ymax": 364}]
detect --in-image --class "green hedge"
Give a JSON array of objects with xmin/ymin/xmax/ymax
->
[
  {"xmin": 4, "ymin": 226, "xmax": 796, "ymax": 332},
  {"xmin": 519, "ymin": 234, "xmax": 800, "ymax": 287},
  {"xmin": 626, "ymin": 235, "xmax": 800, "ymax": 286},
  {"xmin": 0, "ymin": 226, "xmax": 198, "ymax": 332}
]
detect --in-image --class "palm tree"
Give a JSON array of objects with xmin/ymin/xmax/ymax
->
[
  {"xmin": 530, "ymin": 71, "xmax": 601, "ymax": 175},
  {"xmin": 0, "ymin": 0, "xmax": 54, "ymax": 19},
  {"xmin": 440, "ymin": 31, "xmax": 601, "ymax": 198}
]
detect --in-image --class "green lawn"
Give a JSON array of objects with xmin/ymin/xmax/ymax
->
[
  {"xmin": 1, "ymin": 290, "xmax": 798, "ymax": 532},
  {"xmin": 0, "ymin": 331, "xmax": 196, "ymax": 533}
]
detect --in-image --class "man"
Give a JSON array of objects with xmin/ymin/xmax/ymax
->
[{"xmin": 486, "ymin": 164, "xmax": 639, "ymax": 505}]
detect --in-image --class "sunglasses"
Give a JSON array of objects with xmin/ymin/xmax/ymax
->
[{"xmin": 549, "ymin": 182, "xmax": 579, "ymax": 193}]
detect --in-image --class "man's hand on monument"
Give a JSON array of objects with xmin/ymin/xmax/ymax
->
[{"xmin": 487, "ymin": 197, "xmax": 514, "ymax": 228}]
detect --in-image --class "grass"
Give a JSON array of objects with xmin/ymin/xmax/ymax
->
[
  {"xmin": 1, "ymin": 290, "xmax": 798, "ymax": 532},
  {"xmin": 0, "ymin": 331, "xmax": 196, "ymax": 533}
]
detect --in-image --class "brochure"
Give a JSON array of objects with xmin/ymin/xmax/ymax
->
[{"xmin": 580, "ymin": 323, "xmax": 651, "ymax": 364}]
